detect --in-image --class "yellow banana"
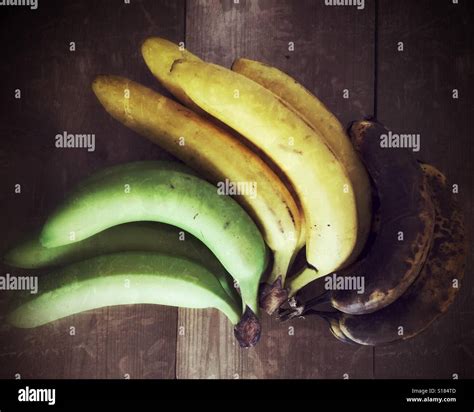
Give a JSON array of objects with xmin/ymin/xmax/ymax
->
[
  {"xmin": 232, "ymin": 58, "xmax": 372, "ymax": 294},
  {"xmin": 169, "ymin": 60, "xmax": 359, "ymax": 282},
  {"xmin": 141, "ymin": 37, "xmax": 202, "ymax": 111},
  {"xmin": 92, "ymin": 75, "xmax": 303, "ymax": 292},
  {"xmin": 141, "ymin": 38, "xmax": 308, "ymax": 251}
]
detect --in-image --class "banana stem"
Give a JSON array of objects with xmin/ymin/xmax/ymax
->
[
  {"xmin": 303, "ymin": 290, "xmax": 331, "ymax": 310},
  {"xmin": 278, "ymin": 290, "xmax": 331, "ymax": 321},
  {"xmin": 305, "ymin": 309, "xmax": 340, "ymax": 322},
  {"xmin": 258, "ymin": 245, "xmax": 302, "ymax": 315}
]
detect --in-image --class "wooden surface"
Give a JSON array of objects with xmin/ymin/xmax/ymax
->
[
  {"xmin": 374, "ymin": 0, "xmax": 474, "ymax": 379},
  {"xmin": 0, "ymin": 0, "xmax": 472, "ymax": 379}
]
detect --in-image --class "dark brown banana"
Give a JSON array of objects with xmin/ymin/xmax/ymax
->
[
  {"xmin": 335, "ymin": 164, "xmax": 466, "ymax": 345},
  {"xmin": 281, "ymin": 119, "xmax": 435, "ymax": 318},
  {"xmin": 296, "ymin": 165, "xmax": 465, "ymax": 346},
  {"xmin": 331, "ymin": 120, "xmax": 435, "ymax": 314},
  {"xmin": 320, "ymin": 311, "xmax": 358, "ymax": 345}
]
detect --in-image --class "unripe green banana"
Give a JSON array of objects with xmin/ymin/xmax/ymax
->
[
  {"xmin": 5, "ymin": 222, "xmax": 239, "ymax": 303},
  {"xmin": 39, "ymin": 161, "xmax": 267, "ymax": 314},
  {"xmin": 7, "ymin": 252, "xmax": 258, "ymax": 347},
  {"xmin": 92, "ymin": 74, "xmax": 305, "ymax": 307}
]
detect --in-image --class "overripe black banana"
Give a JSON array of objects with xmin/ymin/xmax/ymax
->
[
  {"xmin": 291, "ymin": 164, "xmax": 466, "ymax": 345},
  {"xmin": 286, "ymin": 120, "xmax": 435, "ymax": 315}
]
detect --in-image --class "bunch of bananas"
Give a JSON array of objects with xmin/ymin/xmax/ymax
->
[
  {"xmin": 5, "ymin": 38, "xmax": 466, "ymax": 348},
  {"xmin": 279, "ymin": 124, "xmax": 467, "ymax": 346}
]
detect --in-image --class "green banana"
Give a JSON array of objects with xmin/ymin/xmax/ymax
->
[
  {"xmin": 7, "ymin": 252, "xmax": 258, "ymax": 347},
  {"xmin": 5, "ymin": 222, "xmax": 240, "ymax": 303},
  {"xmin": 39, "ymin": 161, "xmax": 267, "ymax": 314},
  {"xmin": 91, "ymin": 75, "xmax": 304, "ymax": 301}
]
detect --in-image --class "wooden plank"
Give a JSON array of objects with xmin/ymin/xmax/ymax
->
[
  {"xmin": 0, "ymin": 0, "xmax": 185, "ymax": 379},
  {"xmin": 177, "ymin": 0, "xmax": 376, "ymax": 379},
  {"xmin": 374, "ymin": 0, "xmax": 474, "ymax": 378}
]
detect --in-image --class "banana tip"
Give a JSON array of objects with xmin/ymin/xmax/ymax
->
[
  {"xmin": 91, "ymin": 75, "xmax": 109, "ymax": 95},
  {"xmin": 259, "ymin": 277, "xmax": 288, "ymax": 315},
  {"xmin": 140, "ymin": 37, "xmax": 154, "ymax": 57},
  {"xmin": 233, "ymin": 307, "xmax": 261, "ymax": 348}
]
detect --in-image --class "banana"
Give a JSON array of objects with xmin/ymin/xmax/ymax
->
[
  {"xmin": 141, "ymin": 38, "xmax": 309, "ymax": 253},
  {"xmin": 92, "ymin": 75, "xmax": 303, "ymax": 304},
  {"xmin": 6, "ymin": 252, "xmax": 259, "ymax": 347},
  {"xmin": 281, "ymin": 120, "xmax": 435, "ymax": 319},
  {"xmin": 140, "ymin": 39, "xmax": 310, "ymax": 313},
  {"xmin": 317, "ymin": 164, "xmax": 466, "ymax": 345},
  {"xmin": 141, "ymin": 37, "xmax": 259, "ymax": 137},
  {"xmin": 5, "ymin": 222, "xmax": 240, "ymax": 303},
  {"xmin": 39, "ymin": 161, "xmax": 267, "ymax": 314},
  {"xmin": 168, "ymin": 59, "xmax": 360, "ymax": 293},
  {"xmin": 330, "ymin": 120, "xmax": 435, "ymax": 314},
  {"xmin": 141, "ymin": 37, "xmax": 202, "ymax": 111},
  {"xmin": 325, "ymin": 313, "xmax": 357, "ymax": 345},
  {"xmin": 232, "ymin": 58, "xmax": 372, "ymax": 290}
]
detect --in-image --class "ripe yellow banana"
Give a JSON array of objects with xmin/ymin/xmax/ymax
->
[
  {"xmin": 141, "ymin": 37, "xmax": 202, "ymax": 111},
  {"xmin": 169, "ymin": 60, "xmax": 359, "ymax": 284},
  {"xmin": 232, "ymin": 58, "xmax": 372, "ymax": 293},
  {"xmin": 92, "ymin": 75, "xmax": 303, "ymax": 292},
  {"xmin": 141, "ymin": 37, "xmax": 308, "ymax": 247},
  {"xmin": 141, "ymin": 37, "xmax": 308, "ymax": 252}
]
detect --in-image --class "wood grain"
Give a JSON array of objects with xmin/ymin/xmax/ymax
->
[
  {"xmin": 374, "ymin": 0, "xmax": 474, "ymax": 378},
  {"xmin": 0, "ymin": 0, "xmax": 184, "ymax": 379},
  {"xmin": 177, "ymin": 0, "xmax": 376, "ymax": 379}
]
